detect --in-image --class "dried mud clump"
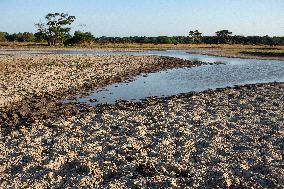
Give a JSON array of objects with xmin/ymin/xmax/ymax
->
[
  {"xmin": 0, "ymin": 54, "xmax": 202, "ymax": 109},
  {"xmin": 1, "ymin": 82, "xmax": 284, "ymax": 188},
  {"xmin": 0, "ymin": 54, "xmax": 202, "ymax": 128}
]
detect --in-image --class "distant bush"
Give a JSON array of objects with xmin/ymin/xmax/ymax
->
[
  {"xmin": 34, "ymin": 32, "xmax": 46, "ymax": 42},
  {"xmin": 0, "ymin": 32, "xmax": 8, "ymax": 42},
  {"xmin": 64, "ymin": 31, "xmax": 94, "ymax": 45},
  {"xmin": 4, "ymin": 32, "xmax": 35, "ymax": 42},
  {"xmin": 1, "ymin": 29, "xmax": 284, "ymax": 46},
  {"xmin": 17, "ymin": 32, "xmax": 35, "ymax": 42},
  {"xmin": 94, "ymin": 35, "xmax": 284, "ymax": 46}
]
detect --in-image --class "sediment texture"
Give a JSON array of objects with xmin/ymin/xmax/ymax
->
[
  {"xmin": 0, "ymin": 54, "xmax": 200, "ymax": 109},
  {"xmin": 1, "ymin": 83, "xmax": 284, "ymax": 188},
  {"xmin": 0, "ymin": 53, "xmax": 283, "ymax": 188}
]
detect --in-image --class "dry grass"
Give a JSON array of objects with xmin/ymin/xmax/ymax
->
[
  {"xmin": 239, "ymin": 49, "xmax": 284, "ymax": 57},
  {"xmin": 1, "ymin": 42, "xmax": 284, "ymax": 50}
]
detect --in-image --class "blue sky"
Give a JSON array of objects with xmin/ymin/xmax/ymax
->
[{"xmin": 0, "ymin": 0, "xmax": 283, "ymax": 37}]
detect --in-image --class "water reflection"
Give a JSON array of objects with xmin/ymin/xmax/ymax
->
[
  {"xmin": 64, "ymin": 50, "xmax": 284, "ymax": 105},
  {"xmin": 1, "ymin": 49, "xmax": 283, "ymax": 106}
]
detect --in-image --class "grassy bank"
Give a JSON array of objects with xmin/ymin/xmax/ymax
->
[{"xmin": 239, "ymin": 49, "xmax": 284, "ymax": 57}]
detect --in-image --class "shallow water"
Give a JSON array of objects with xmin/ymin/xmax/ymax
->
[
  {"xmin": 1, "ymin": 49, "xmax": 284, "ymax": 105},
  {"xmin": 64, "ymin": 50, "xmax": 284, "ymax": 106},
  {"xmin": 0, "ymin": 49, "xmax": 54, "ymax": 56}
]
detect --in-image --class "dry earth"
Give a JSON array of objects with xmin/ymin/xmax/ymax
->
[
  {"xmin": 0, "ymin": 53, "xmax": 283, "ymax": 188},
  {"xmin": 1, "ymin": 83, "xmax": 284, "ymax": 188},
  {"xmin": 0, "ymin": 54, "xmax": 201, "ymax": 109}
]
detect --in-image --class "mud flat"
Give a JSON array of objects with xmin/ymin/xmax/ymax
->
[
  {"xmin": 0, "ymin": 54, "xmax": 201, "ymax": 114},
  {"xmin": 1, "ymin": 82, "xmax": 284, "ymax": 188},
  {"xmin": 0, "ymin": 53, "xmax": 284, "ymax": 188}
]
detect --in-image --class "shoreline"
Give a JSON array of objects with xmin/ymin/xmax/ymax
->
[
  {"xmin": 1, "ymin": 46, "xmax": 284, "ymax": 61},
  {"xmin": 1, "ymin": 50, "xmax": 283, "ymax": 130},
  {"xmin": 187, "ymin": 50, "xmax": 284, "ymax": 61},
  {"xmin": 0, "ymin": 54, "xmax": 203, "ymax": 127},
  {"xmin": 1, "ymin": 51, "xmax": 284, "ymax": 188}
]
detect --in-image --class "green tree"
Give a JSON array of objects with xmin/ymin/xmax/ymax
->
[
  {"xmin": 73, "ymin": 31, "xmax": 94, "ymax": 44},
  {"xmin": 189, "ymin": 30, "xmax": 202, "ymax": 43},
  {"xmin": 215, "ymin": 30, "xmax": 233, "ymax": 44},
  {"xmin": 64, "ymin": 31, "xmax": 94, "ymax": 45},
  {"xmin": 156, "ymin": 36, "xmax": 172, "ymax": 44},
  {"xmin": 262, "ymin": 35, "xmax": 273, "ymax": 46},
  {"xmin": 35, "ymin": 13, "xmax": 76, "ymax": 45},
  {"xmin": 16, "ymin": 32, "xmax": 35, "ymax": 42},
  {"xmin": 5, "ymin": 33, "xmax": 17, "ymax": 41},
  {"xmin": 34, "ymin": 32, "xmax": 46, "ymax": 42},
  {"xmin": 0, "ymin": 32, "xmax": 7, "ymax": 42},
  {"xmin": 189, "ymin": 31, "xmax": 195, "ymax": 38}
]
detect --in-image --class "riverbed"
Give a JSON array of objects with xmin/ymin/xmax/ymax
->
[
  {"xmin": 60, "ymin": 50, "xmax": 284, "ymax": 106},
  {"xmin": 1, "ymin": 49, "xmax": 284, "ymax": 188},
  {"xmin": 1, "ymin": 49, "xmax": 283, "ymax": 106}
]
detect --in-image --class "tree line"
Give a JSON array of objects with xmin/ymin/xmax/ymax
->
[
  {"xmin": 96, "ymin": 30, "xmax": 283, "ymax": 46},
  {"xmin": 0, "ymin": 13, "xmax": 283, "ymax": 46}
]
